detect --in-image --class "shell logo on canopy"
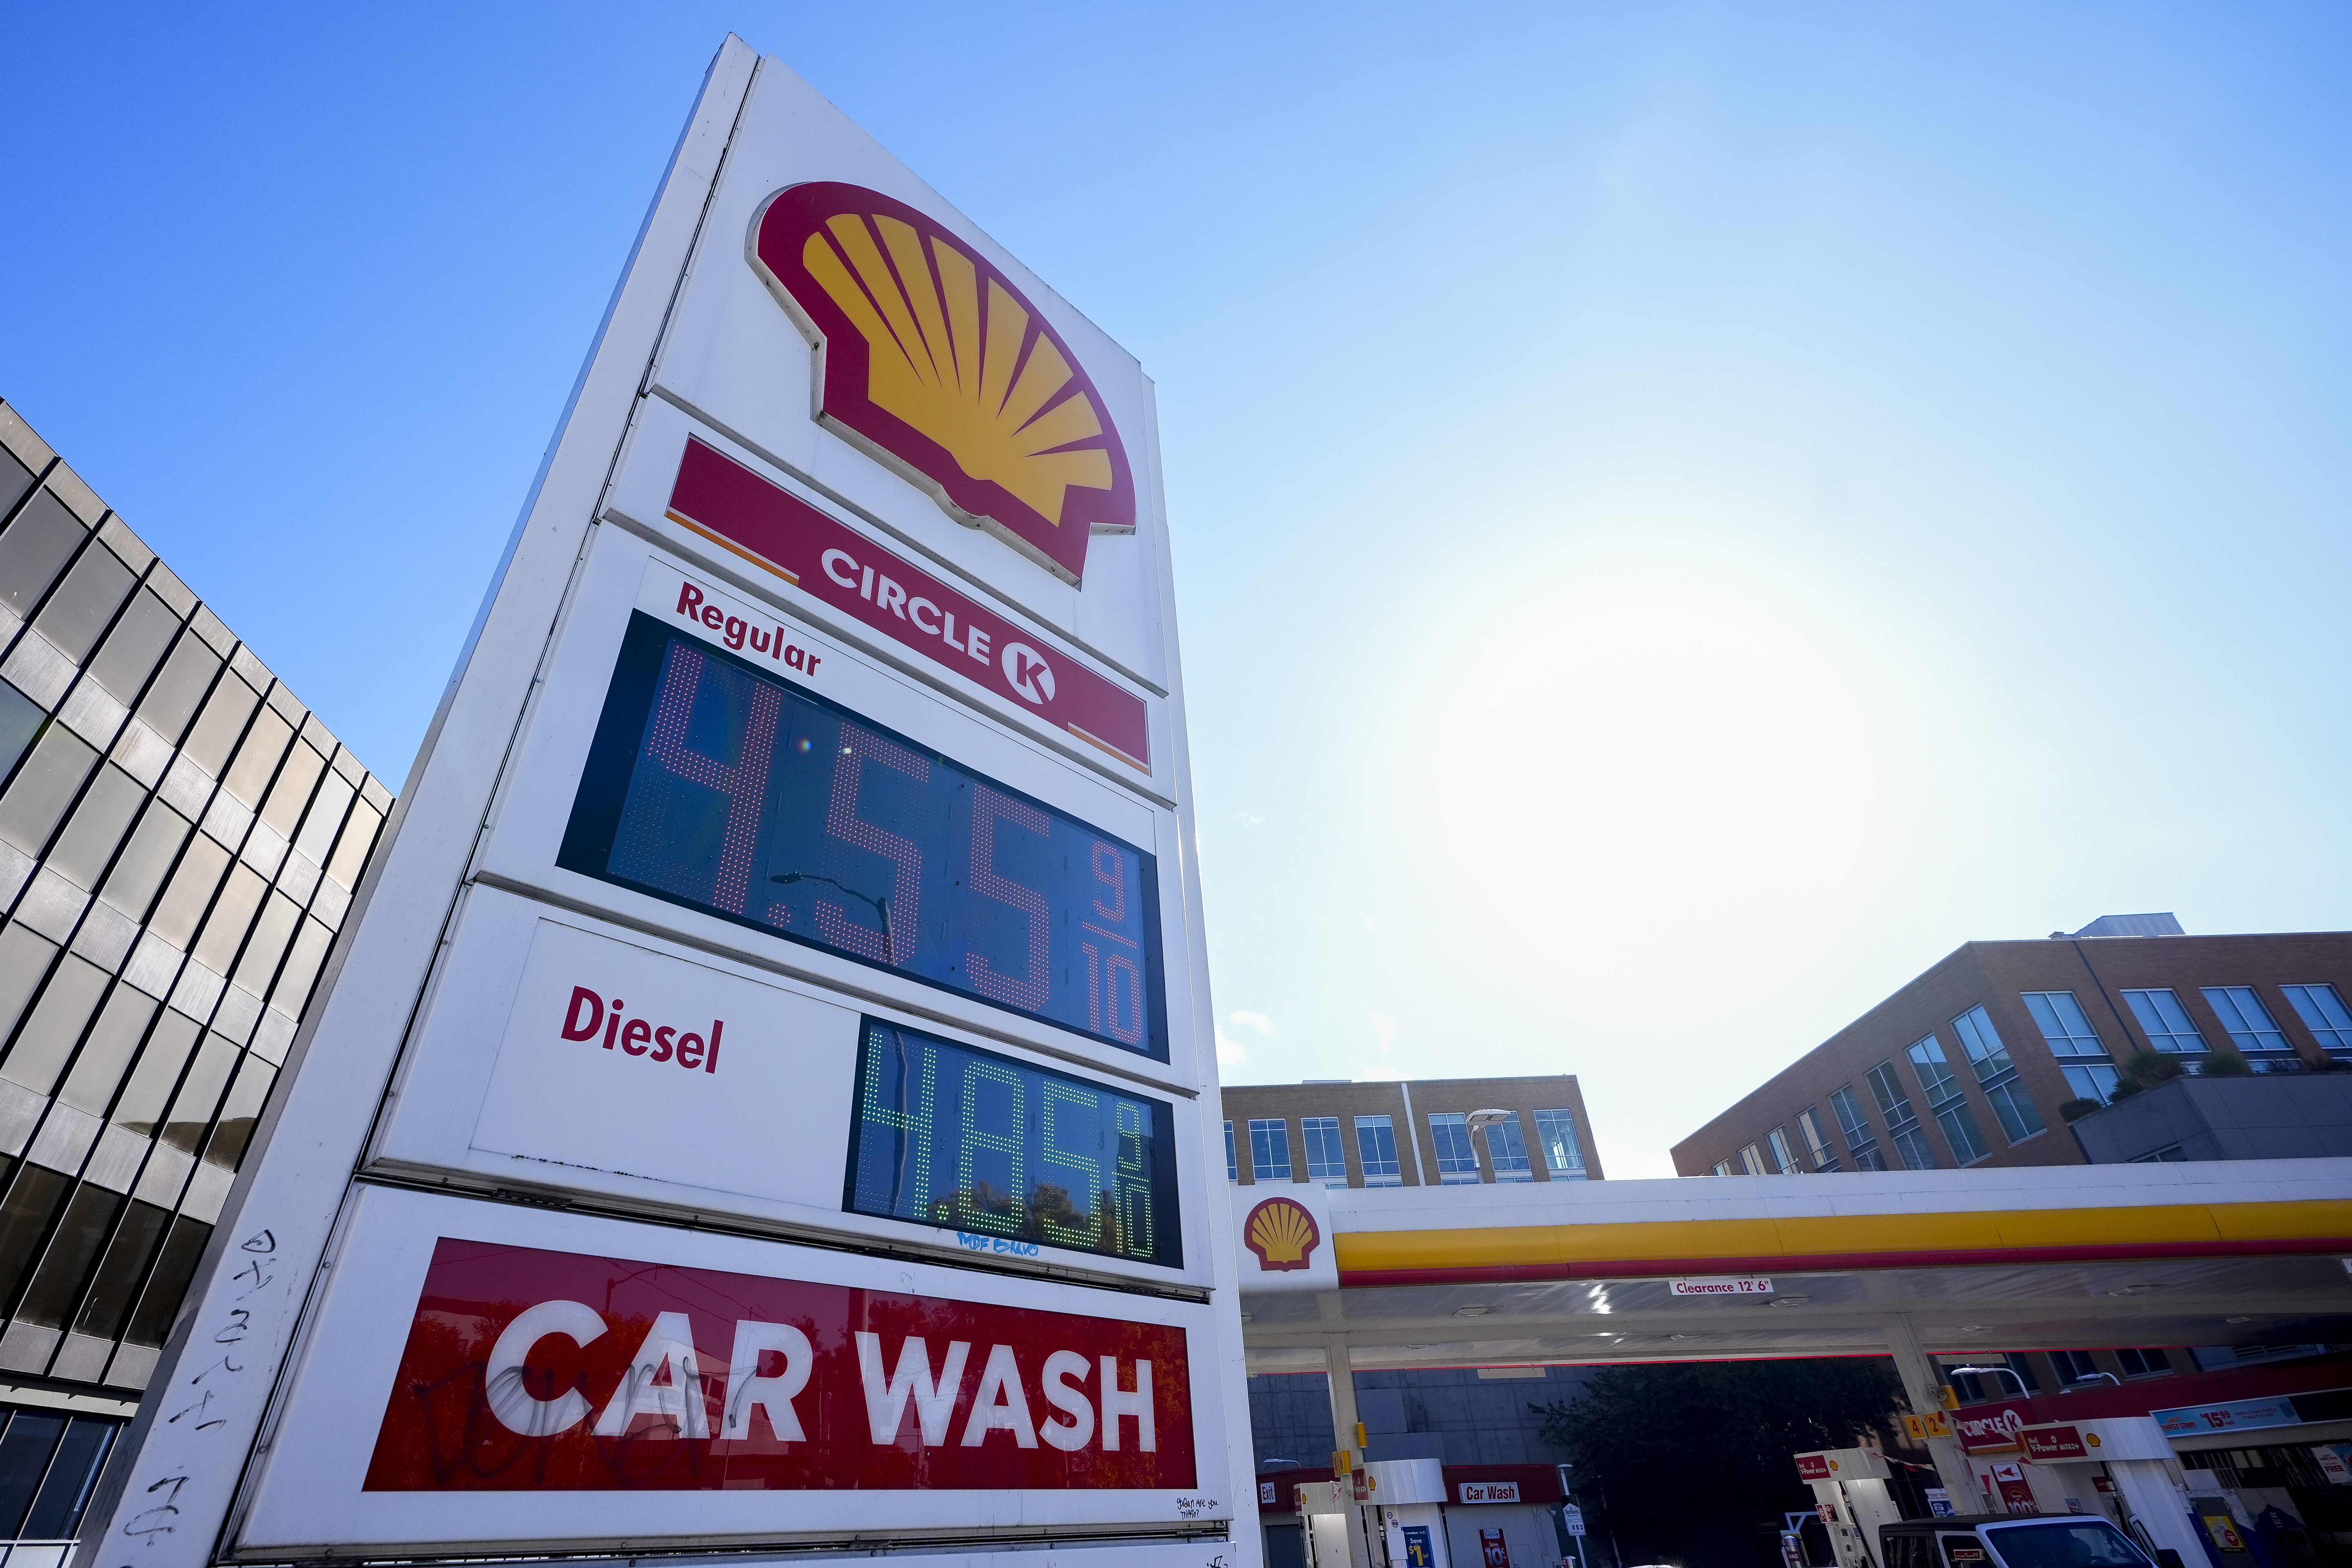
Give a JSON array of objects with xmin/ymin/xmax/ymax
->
[
  {"xmin": 1244, "ymin": 1196, "xmax": 1321, "ymax": 1272},
  {"xmin": 751, "ymin": 181, "xmax": 1134, "ymax": 587}
]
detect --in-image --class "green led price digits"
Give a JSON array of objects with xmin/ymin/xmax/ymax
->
[{"xmin": 848, "ymin": 1021, "xmax": 1177, "ymax": 1267}]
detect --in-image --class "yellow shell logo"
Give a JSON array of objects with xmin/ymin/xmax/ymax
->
[
  {"xmin": 752, "ymin": 182, "xmax": 1135, "ymax": 587},
  {"xmin": 802, "ymin": 217, "xmax": 1108, "ymax": 528},
  {"xmin": 1244, "ymin": 1197, "xmax": 1321, "ymax": 1272}
]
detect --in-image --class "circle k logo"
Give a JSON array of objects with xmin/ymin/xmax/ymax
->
[{"xmin": 1001, "ymin": 642, "xmax": 1055, "ymax": 706}]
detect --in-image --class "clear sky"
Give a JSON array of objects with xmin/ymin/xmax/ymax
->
[{"xmin": 5, "ymin": 4, "xmax": 2348, "ymax": 1177}]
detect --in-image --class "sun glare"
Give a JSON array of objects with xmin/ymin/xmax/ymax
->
[{"xmin": 1420, "ymin": 585, "xmax": 1885, "ymax": 993}]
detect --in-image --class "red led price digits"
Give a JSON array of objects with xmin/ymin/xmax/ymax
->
[
  {"xmin": 966, "ymin": 786, "xmax": 1052, "ymax": 1011},
  {"xmin": 1081, "ymin": 842, "xmax": 1145, "ymax": 1046}
]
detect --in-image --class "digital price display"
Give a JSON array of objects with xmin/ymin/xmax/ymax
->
[
  {"xmin": 846, "ymin": 1019, "xmax": 1181, "ymax": 1268},
  {"xmin": 561, "ymin": 615, "xmax": 1166, "ymax": 1057}
]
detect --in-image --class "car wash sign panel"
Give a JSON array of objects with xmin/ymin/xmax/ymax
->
[
  {"xmin": 367, "ymin": 1239, "xmax": 1191, "ymax": 1492},
  {"xmin": 236, "ymin": 1191, "xmax": 1224, "ymax": 1555}
]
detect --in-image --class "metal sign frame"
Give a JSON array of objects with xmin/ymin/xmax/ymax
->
[{"xmin": 78, "ymin": 38, "xmax": 1251, "ymax": 1568}]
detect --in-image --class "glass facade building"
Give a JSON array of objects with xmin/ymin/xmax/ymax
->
[{"xmin": 0, "ymin": 403, "xmax": 387, "ymax": 1548}]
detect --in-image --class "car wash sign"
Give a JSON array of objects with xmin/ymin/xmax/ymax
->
[
  {"xmin": 86, "ymin": 38, "xmax": 1235, "ymax": 1568},
  {"xmin": 365, "ymin": 1240, "xmax": 1191, "ymax": 1492}
]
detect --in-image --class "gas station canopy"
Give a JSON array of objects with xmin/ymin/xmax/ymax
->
[{"xmin": 1236, "ymin": 1157, "xmax": 2352, "ymax": 1372}]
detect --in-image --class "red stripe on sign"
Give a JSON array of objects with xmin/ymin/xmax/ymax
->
[
  {"xmin": 665, "ymin": 438, "xmax": 1150, "ymax": 772},
  {"xmin": 362, "ymin": 1239, "xmax": 1196, "ymax": 1493},
  {"xmin": 1334, "ymin": 1234, "xmax": 2352, "ymax": 1288}
]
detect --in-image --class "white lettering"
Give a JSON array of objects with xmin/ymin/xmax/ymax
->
[
  {"xmin": 483, "ymin": 1299, "xmax": 605, "ymax": 1437},
  {"xmin": 968, "ymin": 626, "xmax": 990, "ymax": 664},
  {"xmin": 857, "ymin": 1332, "xmax": 970, "ymax": 1447},
  {"xmin": 1001, "ymin": 642, "xmax": 1055, "ymax": 705},
  {"xmin": 1041, "ymin": 1348, "xmax": 1094, "ymax": 1452},
  {"xmin": 721, "ymin": 1319, "xmax": 813, "ymax": 1442},
  {"xmin": 1099, "ymin": 1356, "xmax": 1154, "ymax": 1452},
  {"xmin": 592, "ymin": 1310, "xmax": 709, "ymax": 1439},
  {"xmin": 823, "ymin": 548, "xmax": 860, "ymax": 589},
  {"xmin": 908, "ymin": 596, "xmax": 942, "ymax": 636},
  {"xmin": 877, "ymin": 577, "xmax": 909, "ymax": 618},
  {"xmin": 961, "ymin": 1343, "xmax": 1039, "ymax": 1448}
]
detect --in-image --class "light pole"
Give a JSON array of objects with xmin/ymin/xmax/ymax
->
[
  {"xmin": 1466, "ymin": 1109, "xmax": 1515, "ymax": 1181},
  {"xmin": 1947, "ymin": 1364, "xmax": 2032, "ymax": 1400}
]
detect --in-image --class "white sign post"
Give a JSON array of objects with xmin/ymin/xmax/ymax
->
[{"xmin": 79, "ymin": 35, "xmax": 1249, "ymax": 1568}]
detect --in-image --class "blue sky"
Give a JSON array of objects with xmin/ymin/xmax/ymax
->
[{"xmin": 5, "ymin": 4, "xmax": 2348, "ymax": 1174}]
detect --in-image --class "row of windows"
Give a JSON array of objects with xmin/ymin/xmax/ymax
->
[
  {"xmin": 1711, "ymin": 978, "xmax": 2352, "ymax": 1175},
  {"xmin": 1225, "ymin": 1109, "xmax": 1586, "ymax": 1187},
  {"xmin": 0, "ymin": 416, "xmax": 387, "ymax": 1392},
  {"xmin": 1939, "ymin": 1348, "xmax": 2173, "ymax": 1404}
]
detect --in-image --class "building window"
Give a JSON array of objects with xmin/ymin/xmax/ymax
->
[
  {"xmin": 1738, "ymin": 1143, "xmax": 1767, "ymax": 1175},
  {"xmin": 2049, "ymin": 1349, "xmax": 2101, "ymax": 1385},
  {"xmin": 2114, "ymin": 1348, "xmax": 2172, "ymax": 1377},
  {"xmin": 1481, "ymin": 1117, "xmax": 1534, "ymax": 1181},
  {"xmin": 1908, "ymin": 1035, "xmax": 1991, "ymax": 1164},
  {"xmin": 2058, "ymin": 1059, "xmax": 2120, "ymax": 1105},
  {"xmin": 1225, "ymin": 1121, "xmax": 1237, "ymax": 1183},
  {"xmin": 1830, "ymin": 1083, "xmax": 1886, "ymax": 1171},
  {"xmin": 1795, "ymin": 1107, "xmax": 1838, "ymax": 1171},
  {"xmin": 1534, "ymin": 1110, "xmax": 1587, "ymax": 1179},
  {"xmin": 1248, "ymin": 1119, "xmax": 1292, "ymax": 1181},
  {"xmin": 2123, "ymin": 989, "xmax": 2205, "ymax": 1054},
  {"xmin": 1870, "ymin": 1059, "xmax": 1937, "ymax": 1170},
  {"xmin": 1767, "ymin": 1128, "xmax": 1800, "ymax": 1174},
  {"xmin": 1302, "ymin": 1116, "xmax": 1348, "ymax": 1187},
  {"xmin": 2283, "ymin": 984, "xmax": 2352, "ymax": 1056},
  {"xmin": 2023, "ymin": 988, "xmax": 2120, "ymax": 1096},
  {"xmin": 1428, "ymin": 1113, "xmax": 1480, "ymax": 1183},
  {"xmin": 1354, "ymin": 1115, "xmax": 1403, "ymax": 1186},
  {"xmin": 2200, "ymin": 986, "xmax": 2293, "ymax": 1061},
  {"xmin": 2131, "ymin": 1143, "xmax": 2188, "ymax": 1163},
  {"xmin": 0, "ymin": 1406, "xmax": 123, "ymax": 1548},
  {"xmin": 1953, "ymin": 1004, "xmax": 2045, "ymax": 1142},
  {"xmin": 1711, "ymin": 1160, "xmax": 1732, "ymax": 1176},
  {"xmin": 2022, "ymin": 991, "xmax": 2103, "ymax": 1056}
]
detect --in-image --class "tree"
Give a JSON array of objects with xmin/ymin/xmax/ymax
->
[{"xmin": 1533, "ymin": 1358, "xmax": 1903, "ymax": 1568}]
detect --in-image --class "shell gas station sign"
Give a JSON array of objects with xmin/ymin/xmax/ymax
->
[{"xmin": 85, "ymin": 36, "xmax": 1248, "ymax": 1568}]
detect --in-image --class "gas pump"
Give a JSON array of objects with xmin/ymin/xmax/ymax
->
[
  {"xmin": 1299, "ymin": 1477, "xmax": 1369, "ymax": 1568},
  {"xmin": 1296, "ymin": 1457, "xmax": 1452, "ymax": 1568},
  {"xmin": 1794, "ymin": 1448, "xmax": 1903, "ymax": 1568},
  {"xmin": 1366, "ymin": 1460, "xmax": 1453, "ymax": 1568}
]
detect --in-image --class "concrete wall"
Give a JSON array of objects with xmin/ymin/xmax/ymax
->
[
  {"xmin": 2071, "ymin": 1073, "xmax": 2352, "ymax": 1162},
  {"xmin": 1247, "ymin": 1366, "xmax": 1595, "ymax": 1470}
]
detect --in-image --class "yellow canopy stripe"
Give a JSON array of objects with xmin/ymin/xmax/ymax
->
[{"xmin": 1332, "ymin": 1199, "xmax": 2352, "ymax": 1276}]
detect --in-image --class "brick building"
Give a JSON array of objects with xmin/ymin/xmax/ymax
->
[
  {"xmin": 1672, "ymin": 913, "xmax": 2352, "ymax": 1177},
  {"xmin": 1220, "ymin": 1073, "xmax": 1604, "ymax": 1188}
]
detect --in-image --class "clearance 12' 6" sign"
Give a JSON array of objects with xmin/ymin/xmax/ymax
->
[{"xmin": 86, "ymin": 39, "xmax": 1242, "ymax": 1568}]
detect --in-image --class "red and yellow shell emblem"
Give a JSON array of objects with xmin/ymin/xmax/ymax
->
[
  {"xmin": 1244, "ymin": 1196, "xmax": 1321, "ymax": 1272},
  {"xmin": 751, "ymin": 181, "xmax": 1134, "ymax": 587}
]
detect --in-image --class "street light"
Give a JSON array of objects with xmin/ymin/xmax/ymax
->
[{"xmin": 1947, "ymin": 1364, "xmax": 2032, "ymax": 1398}]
